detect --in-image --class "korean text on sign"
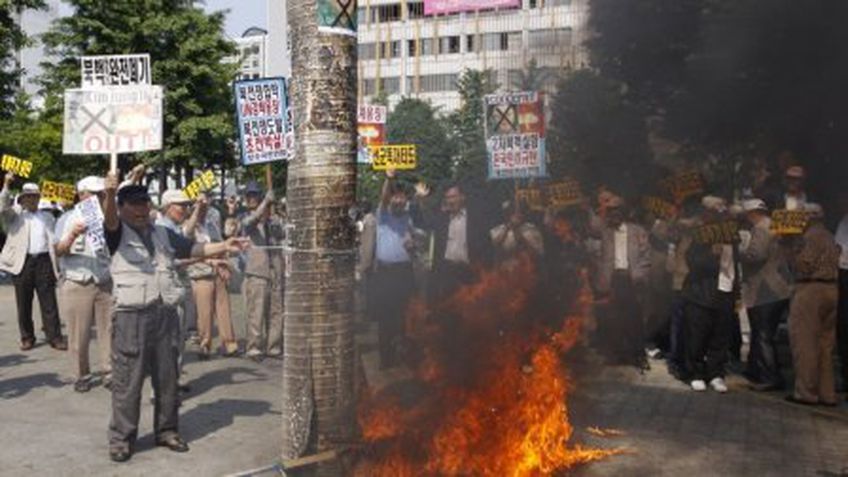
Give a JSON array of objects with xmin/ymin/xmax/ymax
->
[
  {"xmin": 516, "ymin": 188, "xmax": 545, "ymax": 211},
  {"xmin": 1, "ymin": 154, "xmax": 33, "ymax": 178},
  {"xmin": 770, "ymin": 210, "xmax": 808, "ymax": 235},
  {"xmin": 370, "ymin": 145, "xmax": 417, "ymax": 171},
  {"xmin": 234, "ymin": 78, "xmax": 292, "ymax": 166},
  {"xmin": 547, "ymin": 180, "xmax": 583, "ymax": 208},
  {"xmin": 76, "ymin": 196, "xmax": 106, "ymax": 252},
  {"xmin": 183, "ymin": 170, "xmax": 218, "ymax": 200},
  {"xmin": 485, "ymin": 90, "xmax": 547, "ymax": 180},
  {"xmin": 693, "ymin": 221, "xmax": 740, "ymax": 245},
  {"xmin": 81, "ymin": 54, "xmax": 151, "ymax": 88},
  {"xmin": 41, "ymin": 181, "xmax": 77, "ymax": 205},
  {"xmin": 358, "ymin": 104, "xmax": 387, "ymax": 124}
]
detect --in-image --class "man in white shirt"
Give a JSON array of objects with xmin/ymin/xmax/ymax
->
[{"xmin": 0, "ymin": 175, "xmax": 66, "ymax": 351}]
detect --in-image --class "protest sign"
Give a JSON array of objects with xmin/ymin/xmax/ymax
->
[
  {"xmin": 183, "ymin": 170, "xmax": 219, "ymax": 200},
  {"xmin": 693, "ymin": 220, "xmax": 740, "ymax": 245},
  {"xmin": 770, "ymin": 209, "xmax": 808, "ymax": 235},
  {"xmin": 76, "ymin": 195, "xmax": 106, "ymax": 252},
  {"xmin": 358, "ymin": 104, "xmax": 387, "ymax": 124},
  {"xmin": 370, "ymin": 145, "xmax": 417, "ymax": 171},
  {"xmin": 40, "ymin": 181, "xmax": 77, "ymax": 205},
  {"xmin": 642, "ymin": 196, "xmax": 678, "ymax": 220},
  {"xmin": 63, "ymin": 86, "xmax": 163, "ymax": 155},
  {"xmin": 0, "ymin": 154, "xmax": 33, "ymax": 178},
  {"xmin": 424, "ymin": 0, "xmax": 520, "ymax": 15},
  {"xmin": 81, "ymin": 54, "xmax": 151, "ymax": 88},
  {"xmin": 516, "ymin": 187, "xmax": 545, "ymax": 212},
  {"xmin": 546, "ymin": 179, "xmax": 583, "ymax": 208},
  {"xmin": 660, "ymin": 171, "xmax": 704, "ymax": 204},
  {"xmin": 485, "ymin": 91, "xmax": 546, "ymax": 180},
  {"xmin": 234, "ymin": 78, "xmax": 292, "ymax": 166},
  {"xmin": 318, "ymin": 0, "xmax": 357, "ymax": 36}
]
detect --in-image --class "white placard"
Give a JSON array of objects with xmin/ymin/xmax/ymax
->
[
  {"xmin": 63, "ymin": 85, "xmax": 163, "ymax": 155},
  {"xmin": 81, "ymin": 54, "xmax": 152, "ymax": 88},
  {"xmin": 358, "ymin": 104, "xmax": 387, "ymax": 125},
  {"xmin": 76, "ymin": 196, "xmax": 106, "ymax": 252}
]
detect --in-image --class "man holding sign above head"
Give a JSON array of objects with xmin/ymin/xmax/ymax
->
[
  {"xmin": 54, "ymin": 176, "xmax": 114, "ymax": 393},
  {"xmin": 102, "ymin": 171, "xmax": 250, "ymax": 462},
  {"xmin": 0, "ymin": 173, "xmax": 67, "ymax": 352}
]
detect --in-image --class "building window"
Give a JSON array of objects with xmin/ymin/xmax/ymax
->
[
  {"xmin": 409, "ymin": 73, "xmax": 459, "ymax": 93},
  {"xmin": 547, "ymin": 0, "xmax": 572, "ymax": 6},
  {"xmin": 528, "ymin": 28, "xmax": 572, "ymax": 52},
  {"xmin": 408, "ymin": 39, "xmax": 417, "ymax": 57},
  {"xmin": 379, "ymin": 40, "xmax": 401, "ymax": 59},
  {"xmin": 408, "ymin": 2, "xmax": 425, "ymax": 19},
  {"xmin": 421, "ymin": 38, "xmax": 434, "ymax": 56},
  {"xmin": 466, "ymin": 34, "xmax": 476, "ymax": 53},
  {"xmin": 359, "ymin": 43, "xmax": 376, "ymax": 60},
  {"xmin": 482, "ymin": 32, "xmax": 521, "ymax": 51},
  {"xmin": 377, "ymin": 4, "xmax": 402, "ymax": 23},
  {"xmin": 439, "ymin": 35, "xmax": 461, "ymax": 54}
]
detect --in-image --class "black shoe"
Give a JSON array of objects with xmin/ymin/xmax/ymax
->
[
  {"xmin": 785, "ymin": 395, "xmax": 817, "ymax": 406},
  {"xmin": 73, "ymin": 379, "xmax": 93, "ymax": 393},
  {"xmin": 109, "ymin": 448, "xmax": 132, "ymax": 462},
  {"xmin": 156, "ymin": 435, "xmax": 189, "ymax": 453}
]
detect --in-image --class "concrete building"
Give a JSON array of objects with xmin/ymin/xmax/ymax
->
[
  {"xmin": 227, "ymin": 27, "xmax": 270, "ymax": 80},
  {"xmin": 357, "ymin": 0, "xmax": 589, "ymax": 111},
  {"xmin": 15, "ymin": 0, "xmax": 60, "ymax": 104},
  {"xmin": 266, "ymin": 0, "xmax": 291, "ymax": 78}
]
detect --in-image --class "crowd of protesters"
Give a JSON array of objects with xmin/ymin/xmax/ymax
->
[
  {"xmin": 359, "ymin": 161, "xmax": 848, "ymax": 407},
  {"xmin": 0, "ymin": 167, "xmax": 287, "ymax": 461}
]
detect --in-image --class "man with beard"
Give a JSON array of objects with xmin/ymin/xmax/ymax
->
[{"xmin": 102, "ymin": 171, "xmax": 249, "ymax": 462}]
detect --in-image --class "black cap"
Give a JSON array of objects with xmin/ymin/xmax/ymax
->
[
  {"xmin": 117, "ymin": 184, "xmax": 151, "ymax": 204},
  {"xmin": 244, "ymin": 181, "xmax": 263, "ymax": 196}
]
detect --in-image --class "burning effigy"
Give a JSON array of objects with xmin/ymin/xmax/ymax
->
[{"xmin": 355, "ymin": 254, "xmax": 620, "ymax": 476}]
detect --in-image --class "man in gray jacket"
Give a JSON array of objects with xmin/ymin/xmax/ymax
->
[
  {"xmin": 0, "ymin": 173, "xmax": 66, "ymax": 351},
  {"xmin": 739, "ymin": 199, "xmax": 793, "ymax": 391}
]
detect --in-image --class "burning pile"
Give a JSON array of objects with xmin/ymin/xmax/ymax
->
[{"xmin": 357, "ymin": 255, "xmax": 619, "ymax": 476}]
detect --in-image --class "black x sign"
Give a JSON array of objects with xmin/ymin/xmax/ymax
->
[
  {"xmin": 332, "ymin": 0, "xmax": 356, "ymax": 30},
  {"xmin": 80, "ymin": 106, "xmax": 112, "ymax": 134},
  {"xmin": 490, "ymin": 104, "xmax": 518, "ymax": 134}
]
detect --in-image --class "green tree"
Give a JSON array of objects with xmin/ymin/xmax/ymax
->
[
  {"xmin": 388, "ymin": 97, "xmax": 454, "ymax": 187},
  {"xmin": 0, "ymin": 92, "xmax": 64, "ymax": 181},
  {"xmin": 0, "ymin": 0, "xmax": 45, "ymax": 117},
  {"xmin": 448, "ymin": 68, "xmax": 497, "ymax": 184},
  {"xmin": 39, "ymin": 0, "xmax": 238, "ymax": 180},
  {"xmin": 548, "ymin": 69, "xmax": 652, "ymax": 198},
  {"xmin": 510, "ymin": 57, "xmax": 553, "ymax": 93}
]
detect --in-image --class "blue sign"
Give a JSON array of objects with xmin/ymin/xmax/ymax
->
[{"xmin": 234, "ymin": 77, "xmax": 293, "ymax": 166}]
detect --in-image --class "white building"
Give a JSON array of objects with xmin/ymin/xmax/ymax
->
[
  {"xmin": 266, "ymin": 0, "xmax": 291, "ymax": 78},
  {"xmin": 227, "ymin": 27, "xmax": 270, "ymax": 80},
  {"xmin": 357, "ymin": 0, "xmax": 588, "ymax": 111},
  {"xmin": 15, "ymin": 0, "xmax": 60, "ymax": 104}
]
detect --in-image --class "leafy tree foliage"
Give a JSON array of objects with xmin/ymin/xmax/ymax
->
[
  {"xmin": 0, "ymin": 0, "xmax": 45, "ymax": 117},
  {"xmin": 447, "ymin": 68, "xmax": 497, "ymax": 185},
  {"xmin": 39, "ymin": 0, "xmax": 238, "ymax": 178}
]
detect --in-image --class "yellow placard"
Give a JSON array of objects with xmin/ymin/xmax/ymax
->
[
  {"xmin": 770, "ymin": 210, "xmax": 807, "ymax": 235},
  {"xmin": 516, "ymin": 187, "xmax": 545, "ymax": 212},
  {"xmin": 1, "ymin": 154, "xmax": 33, "ymax": 178},
  {"xmin": 370, "ymin": 145, "xmax": 417, "ymax": 171},
  {"xmin": 40, "ymin": 181, "xmax": 77, "ymax": 205},
  {"xmin": 642, "ymin": 196, "xmax": 677, "ymax": 220},
  {"xmin": 693, "ymin": 220, "xmax": 739, "ymax": 245},
  {"xmin": 183, "ymin": 170, "xmax": 219, "ymax": 200},
  {"xmin": 661, "ymin": 171, "xmax": 704, "ymax": 204},
  {"xmin": 546, "ymin": 179, "xmax": 583, "ymax": 208}
]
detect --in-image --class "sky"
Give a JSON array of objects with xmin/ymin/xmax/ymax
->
[{"xmin": 57, "ymin": 0, "xmax": 268, "ymax": 39}]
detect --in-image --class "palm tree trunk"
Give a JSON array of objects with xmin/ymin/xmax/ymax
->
[{"xmin": 282, "ymin": 1, "xmax": 358, "ymax": 475}]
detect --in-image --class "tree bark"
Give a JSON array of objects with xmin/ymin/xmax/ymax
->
[{"xmin": 283, "ymin": 1, "xmax": 358, "ymax": 475}]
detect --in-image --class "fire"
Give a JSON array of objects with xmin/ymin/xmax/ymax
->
[{"xmin": 357, "ymin": 255, "xmax": 619, "ymax": 476}]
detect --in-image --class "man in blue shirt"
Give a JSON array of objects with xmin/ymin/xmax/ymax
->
[{"xmin": 364, "ymin": 170, "xmax": 416, "ymax": 369}]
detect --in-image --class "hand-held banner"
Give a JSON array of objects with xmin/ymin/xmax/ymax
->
[
  {"xmin": 183, "ymin": 170, "xmax": 219, "ymax": 200},
  {"xmin": 41, "ymin": 181, "xmax": 77, "ymax": 205},
  {"xmin": 485, "ymin": 91, "xmax": 546, "ymax": 180},
  {"xmin": 770, "ymin": 210, "xmax": 808, "ymax": 235},
  {"xmin": 81, "ymin": 54, "xmax": 151, "ymax": 88},
  {"xmin": 358, "ymin": 104, "xmax": 387, "ymax": 164},
  {"xmin": 76, "ymin": 196, "xmax": 106, "ymax": 252},
  {"xmin": 370, "ymin": 145, "xmax": 417, "ymax": 171},
  {"xmin": 0, "ymin": 154, "xmax": 33, "ymax": 178},
  {"xmin": 234, "ymin": 78, "xmax": 292, "ymax": 166}
]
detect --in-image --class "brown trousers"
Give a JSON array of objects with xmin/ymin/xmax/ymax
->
[
  {"xmin": 191, "ymin": 276, "xmax": 237, "ymax": 353},
  {"xmin": 789, "ymin": 283, "xmax": 838, "ymax": 403},
  {"xmin": 60, "ymin": 280, "xmax": 112, "ymax": 380},
  {"xmin": 243, "ymin": 274, "xmax": 283, "ymax": 354}
]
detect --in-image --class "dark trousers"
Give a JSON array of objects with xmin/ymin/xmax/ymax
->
[
  {"xmin": 838, "ymin": 270, "xmax": 848, "ymax": 388},
  {"xmin": 668, "ymin": 293, "xmax": 687, "ymax": 376},
  {"xmin": 596, "ymin": 272, "xmax": 645, "ymax": 366},
  {"xmin": 12, "ymin": 253, "xmax": 62, "ymax": 343},
  {"xmin": 109, "ymin": 303, "xmax": 180, "ymax": 450},
  {"xmin": 370, "ymin": 262, "xmax": 415, "ymax": 368},
  {"xmin": 684, "ymin": 299, "xmax": 732, "ymax": 381},
  {"xmin": 746, "ymin": 300, "xmax": 789, "ymax": 387},
  {"xmin": 431, "ymin": 261, "xmax": 473, "ymax": 304}
]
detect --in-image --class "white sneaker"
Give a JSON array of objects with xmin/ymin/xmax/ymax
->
[
  {"xmin": 709, "ymin": 377, "xmax": 728, "ymax": 393},
  {"xmin": 690, "ymin": 380, "xmax": 707, "ymax": 392}
]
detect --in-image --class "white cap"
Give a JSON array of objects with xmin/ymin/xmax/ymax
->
[
  {"xmin": 38, "ymin": 199, "xmax": 61, "ymax": 211},
  {"xmin": 701, "ymin": 195, "xmax": 727, "ymax": 212},
  {"xmin": 804, "ymin": 203, "xmax": 824, "ymax": 219},
  {"xmin": 742, "ymin": 199, "xmax": 768, "ymax": 213},
  {"xmin": 20, "ymin": 183, "xmax": 40, "ymax": 196},
  {"xmin": 161, "ymin": 189, "xmax": 192, "ymax": 208},
  {"xmin": 77, "ymin": 176, "xmax": 105, "ymax": 194}
]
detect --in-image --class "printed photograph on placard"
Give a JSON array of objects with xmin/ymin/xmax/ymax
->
[
  {"xmin": 484, "ymin": 91, "xmax": 547, "ymax": 180},
  {"xmin": 318, "ymin": 0, "xmax": 357, "ymax": 36}
]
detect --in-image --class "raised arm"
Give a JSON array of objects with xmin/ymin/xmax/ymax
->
[
  {"xmin": 104, "ymin": 170, "xmax": 120, "ymax": 232},
  {"xmin": 0, "ymin": 172, "xmax": 16, "ymax": 220},
  {"xmin": 241, "ymin": 190, "xmax": 274, "ymax": 229},
  {"xmin": 180, "ymin": 196, "xmax": 207, "ymax": 240}
]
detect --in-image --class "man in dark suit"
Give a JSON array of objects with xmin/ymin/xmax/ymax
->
[{"xmin": 413, "ymin": 181, "xmax": 492, "ymax": 303}]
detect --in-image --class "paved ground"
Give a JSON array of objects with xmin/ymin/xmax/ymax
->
[{"xmin": 1, "ymin": 283, "xmax": 847, "ymax": 476}]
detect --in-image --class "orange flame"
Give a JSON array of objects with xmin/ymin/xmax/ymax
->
[{"xmin": 357, "ymin": 255, "xmax": 619, "ymax": 476}]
